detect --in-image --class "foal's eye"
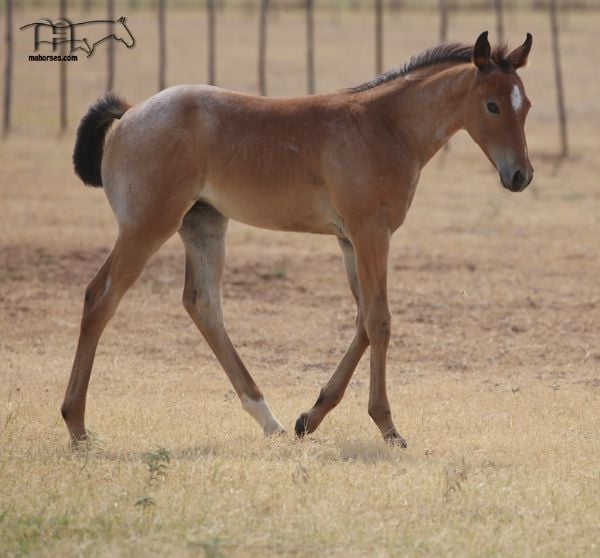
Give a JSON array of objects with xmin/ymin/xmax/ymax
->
[{"xmin": 487, "ymin": 102, "xmax": 500, "ymax": 115}]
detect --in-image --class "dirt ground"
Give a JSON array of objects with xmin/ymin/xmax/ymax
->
[{"xmin": 1, "ymin": 6, "xmax": 599, "ymax": 557}]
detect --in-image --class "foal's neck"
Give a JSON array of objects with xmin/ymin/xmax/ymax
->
[{"xmin": 374, "ymin": 64, "xmax": 474, "ymax": 167}]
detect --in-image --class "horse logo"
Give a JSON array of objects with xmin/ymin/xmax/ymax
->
[{"xmin": 20, "ymin": 16, "xmax": 135, "ymax": 58}]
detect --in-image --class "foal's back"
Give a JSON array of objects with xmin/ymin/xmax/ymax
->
[{"xmin": 102, "ymin": 84, "xmax": 353, "ymax": 234}]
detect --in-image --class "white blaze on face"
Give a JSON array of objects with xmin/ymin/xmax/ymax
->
[{"xmin": 511, "ymin": 84, "xmax": 523, "ymax": 112}]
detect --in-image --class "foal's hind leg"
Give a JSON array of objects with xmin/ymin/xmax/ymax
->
[
  {"xmin": 179, "ymin": 203, "xmax": 285, "ymax": 435},
  {"xmin": 61, "ymin": 223, "xmax": 179, "ymax": 443},
  {"xmin": 295, "ymin": 238, "xmax": 369, "ymax": 436}
]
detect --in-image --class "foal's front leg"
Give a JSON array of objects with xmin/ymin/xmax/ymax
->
[{"xmin": 351, "ymin": 224, "xmax": 407, "ymax": 446}]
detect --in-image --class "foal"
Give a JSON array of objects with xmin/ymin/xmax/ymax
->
[{"xmin": 62, "ymin": 31, "xmax": 533, "ymax": 446}]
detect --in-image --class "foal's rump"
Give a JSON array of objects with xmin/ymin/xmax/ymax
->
[{"xmin": 96, "ymin": 85, "xmax": 338, "ymax": 234}]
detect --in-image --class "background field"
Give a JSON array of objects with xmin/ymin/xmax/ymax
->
[{"xmin": 1, "ymin": 4, "xmax": 599, "ymax": 557}]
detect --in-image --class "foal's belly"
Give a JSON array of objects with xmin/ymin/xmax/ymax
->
[{"xmin": 198, "ymin": 179, "xmax": 338, "ymax": 235}]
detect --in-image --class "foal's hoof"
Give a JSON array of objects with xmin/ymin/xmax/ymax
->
[
  {"xmin": 294, "ymin": 413, "xmax": 310, "ymax": 438},
  {"xmin": 70, "ymin": 437, "xmax": 85, "ymax": 451},
  {"xmin": 67, "ymin": 429, "xmax": 87, "ymax": 449},
  {"xmin": 264, "ymin": 424, "xmax": 287, "ymax": 436},
  {"xmin": 384, "ymin": 430, "xmax": 408, "ymax": 448},
  {"xmin": 68, "ymin": 428, "xmax": 101, "ymax": 452}
]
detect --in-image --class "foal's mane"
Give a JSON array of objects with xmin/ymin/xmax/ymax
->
[{"xmin": 349, "ymin": 42, "xmax": 511, "ymax": 93}]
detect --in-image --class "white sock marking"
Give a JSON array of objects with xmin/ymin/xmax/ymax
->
[
  {"xmin": 511, "ymin": 84, "xmax": 523, "ymax": 112},
  {"xmin": 241, "ymin": 396, "xmax": 285, "ymax": 435}
]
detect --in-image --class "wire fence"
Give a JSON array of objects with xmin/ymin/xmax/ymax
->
[{"xmin": 2, "ymin": 0, "xmax": 579, "ymax": 156}]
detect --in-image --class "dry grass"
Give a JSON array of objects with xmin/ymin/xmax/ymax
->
[{"xmin": 1, "ymin": 6, "xmax": 600, "ymax": 558}]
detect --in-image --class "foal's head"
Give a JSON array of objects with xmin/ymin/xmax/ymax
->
[{"xmin": 463, "ymin": 31, "xmax": 534, "ymax": 192}]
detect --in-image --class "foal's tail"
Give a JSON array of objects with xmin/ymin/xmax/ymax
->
[{"xmin": 72, "ymin": 92, "xmax": 131, "ymax": 188}]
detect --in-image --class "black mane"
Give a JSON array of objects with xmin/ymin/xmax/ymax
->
[{"xmin": 349, "ymin": 42, "xmax": 511, "ymax": 93}]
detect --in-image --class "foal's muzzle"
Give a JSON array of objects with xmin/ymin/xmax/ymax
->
[{"xmin": 500, "ymin": 167, "xmax": 534, "ymax": 193}]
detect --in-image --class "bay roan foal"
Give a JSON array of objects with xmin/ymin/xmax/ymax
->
[{"xmin": 63, "ymin": 31, "xmax": 533, "ymax": 446}]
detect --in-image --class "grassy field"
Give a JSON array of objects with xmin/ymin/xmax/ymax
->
[{"xmin": 1, "ymin": 6, "xmax": 599, "ymax": 557}]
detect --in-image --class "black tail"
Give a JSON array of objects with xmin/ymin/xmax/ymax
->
[{"xmin": 72, "ymin": 92, "xmax": 130, "ymax": 187}]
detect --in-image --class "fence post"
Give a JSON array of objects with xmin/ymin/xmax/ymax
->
[
  {"xmin": 549, "ymin": 0, "xmax": 569, "ymax": 157},
  {"xmin": 439, "ymin": 0, "xmax": 448, "ymax": 43},
  {"xmin": 3, "ymin": 0, "xmax": 13, "ymax": 138},
  {"xmin": 107, "ymin": 0, "xmax": 115, "ymax": 91},
  {"xmin": 158, "ymin": 0, "xmax": 167, "ymax": 90},
  {"xmin": 207, "ymin": 0, "xmax": 216, "ymax": 85},
  {"xmin": 375, "ymin": 0, "xmax": 383, "ymax": 75},
  {"xmin": 439, "ymin": 0, "xmax": 449, "ymax": 153},
  {"xmin": 306, "ymin": 0, "xmax": 315, "ymax": 94},
  {"xmin": 258, "ymin": 0, "xmax": 268, "ymax": 96},
  {"xmin": 494, "ymin": 0, "xmax": 504, "ymax": 44},
  {"xmin": 59, "ymin": 0, "xmax": 67, "ymax": 133}
]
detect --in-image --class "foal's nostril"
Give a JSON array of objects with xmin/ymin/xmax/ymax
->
[{"xmin": 511, "ymin": 170, "xmax": 525, "ymax": 191}]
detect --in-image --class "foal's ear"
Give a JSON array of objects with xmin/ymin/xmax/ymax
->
[
  {"xmin": 507, "ymin": 33, "xmax": 533, "ymax": 70},
  {"xmin": 473, "ymin": 31, "xmax": 491, "ymax": 71}
]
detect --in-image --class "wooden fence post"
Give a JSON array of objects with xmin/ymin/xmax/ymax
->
[
  {"xmin": 59, "ymin": 0, "xmax": 67, "ymax": 133},
  {"xmin": 3, "ymin": 0, "xmax": 13, "ymax": 138},
  {"xmin": 494, "ymin": 0, "xmax": 504, "ymax": 44},
  {"xmin": 158, "ymin": 0, "xmax": 167, "ymax": 91},
  {"xmin": 439, "ymin": 0, "xmax": 448, "ymax": 43},
  {"xmin": 439, "ymin": 0, "xmax": 449, "ymax": 153},
  {"xmin": 306, "ymin": 0, "xmax": 315, "ymax": 94},
  {"xmin": 207, "ymin": 0, "xmax": 216, "ymax": 85},
  {"xmin": 107, "ymin": 0, "xmax": 115, "ymax": 91},
  {"xmin": 549, "ymin": 0, "xmax": 569, "ymax": 157},
  {"xmin": 375, "ymin": 0, "xmax": 383, "ymax": 75},
  {"xmin": 258, "ymin": 0, "xmax": 269, "ymax": 96}
]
